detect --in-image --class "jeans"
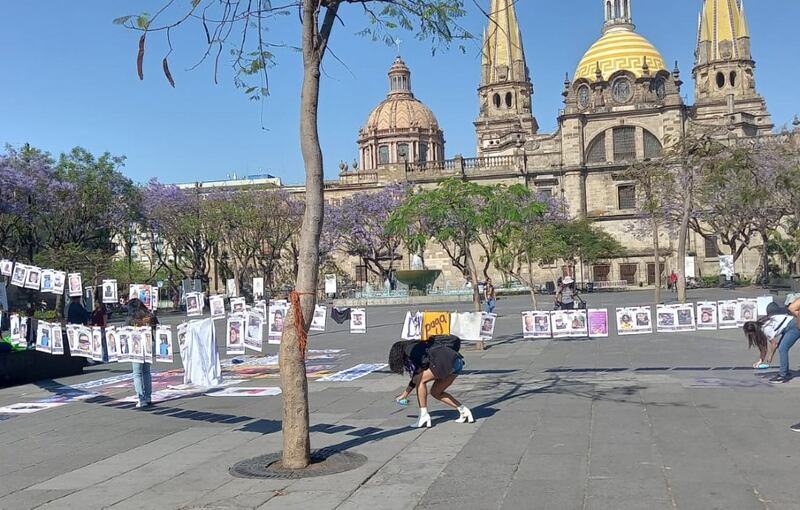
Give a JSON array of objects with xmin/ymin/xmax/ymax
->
[
  {"xmin": 778, "ymin": 319, "xmax": 800, "ymax": 377},
  {"xmin": 485, "ymin": 298, "xmax": 496, "ymax": 314},
  {"xmin": 132, "ymin": 362, "xmax": 152, "ymax": 404}
]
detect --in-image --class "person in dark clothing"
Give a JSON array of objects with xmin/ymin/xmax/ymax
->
[
  {"xmin": 90, "ymin": 298, "xmax": 109, "ymax": 362},
  {"xmin": 389, "ymin": 336, "xmax": 473, "ymax": 428},
  {"xmin": 67, "ymin": 296, "xmax": 90, "ymax": 325}
]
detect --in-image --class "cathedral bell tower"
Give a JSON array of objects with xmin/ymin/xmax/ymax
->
[
  {"xmin": 693, "ymin": 0, "xmax": 772, "ymax": 135},
  {"xmin": 474, "ymin": 0, "xmax": 538, "ymax": 157}
]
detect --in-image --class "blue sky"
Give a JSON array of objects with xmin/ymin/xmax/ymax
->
[{"xmin": 1, "ymin": 1, "xmax": 798, "ymax": 185}]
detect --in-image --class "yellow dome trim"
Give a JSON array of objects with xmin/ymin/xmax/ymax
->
[{"xmin": 574, "ymin": 28, "xmax": 667, "ymax": 82}]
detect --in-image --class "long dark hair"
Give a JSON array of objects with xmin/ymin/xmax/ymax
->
[
  {"xmin": 743, "ymin": 320, "xmax": 768, "ymax": 359},
  {"xmin": 127, "ymin": 298, "xmax": 153, "ymax": 326},
  {"xmin": 389, "ymin": 341, "xmax": 416, "ymax": 375}
]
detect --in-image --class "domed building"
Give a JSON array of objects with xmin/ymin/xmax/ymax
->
[{"xmin": 357, "ymin": 57, "xmax": 445, "ymax": 171}]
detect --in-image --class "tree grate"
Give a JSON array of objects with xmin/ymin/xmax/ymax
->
[{"xmin": 229, "ymin": 448, "xmax": 367, "ymax": 479}]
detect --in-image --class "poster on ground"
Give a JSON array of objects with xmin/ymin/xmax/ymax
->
[
  {"xmin": 696, "ymin": 302, "xmax": 718, "ymax": 330},
  {"xmin": 522, "ymin": 311, "xmax": 551, "ymax": 339},
  {"xmin": 230, "ymin": 297, "xmax": 246, "ymax": 314},
  {"xmin": 350, "ymin": 308, "xmax": 367, "ymax": 334},
  {"xmin": 588, "ymin": 309, "xmax": 609, "ymax": 338},
  {"xmin": 480, "ymin": 313, "xmax": 497, "ymax": 340}
]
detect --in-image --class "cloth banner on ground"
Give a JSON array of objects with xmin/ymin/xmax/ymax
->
[
  {"xmin": 268, "ymin": 302, "xmax": 287, "ymax": 344},
  {"xmin": 736, "ymin": 298, "xmax": 757, "ymax": 326},
  {"xmin": 209, "ymin": 295, "xmax": 225, "ymax": 319},
  {"xmin": 421, "ymin": 311, "xmax": 449, "ymax": 340},
  {"xmin": 401, "ymin": 311, "xmax": 422, "ymax": 340},
  {"xmin": 616, "ymin": 306, "xmax": 652, "ymax": 335},
  {"xmin": 318, "ymin": 363, "xmax": 388, "ymax": 382},
  {"xmin": 226, "ymin": 315, "xmax": 246, "ymax": 355},
  {"xmin": 155, "ymin": 325, "xmax": 174, "ymax": 362},
  {"xmin": 588, "ymin": 309, "xmax": 609, "ymax": 338},
  {"xmin": 717, "ymin": 300, "xmax": 738, "ymax": 329},
  {"xmin": 331, "ymin": 307, "xmax": 351, "ymax": 324},
  {"xmin": 696, "ymin": 302, "xmax": 718, "ymax": 330},
  {"xmin": 184, "ymin": 318, "xmax": 222, "ymax": 387},
  {"xmin": 0, "ymin": 402, "xmax": 66, "ymax": 414},
  {"xmin": 480, "ymin": 313, "xmax": 496, "ymax": 340},
  {"xmin": 310, "ymin": 305, "xmax": 327, "ymax": 332},
  {"xmin": 207, "ymin": 386, "xmax": 282, "ymax": 397},
  {"xmin": 350, "ymin": 308, "xmax": 367, "ymax": 334},
  {"xmin": 68, "ymin": 273, "xmax": 82, "ymax": 297},
  {"xmin": 244, "ymin": 310, "xmax": 264, "ymax": 352},
  {"xmin": 551, "ymin": 310, "xmax": 588, "ymax": 338},
  {"xmin": 522, "ymin": 311, "xmax": 551, "ymax": 339},
  {"xmin": 450, "ymin": 312, "xmax": 482, "ymax": 341}
]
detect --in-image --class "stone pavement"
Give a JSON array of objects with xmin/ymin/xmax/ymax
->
[{"xmin": 1, "ymin": 289, "xmax": 800, "ymax": 509}]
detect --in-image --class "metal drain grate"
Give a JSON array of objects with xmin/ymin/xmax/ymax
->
[{"xmin": 229, "ymin": 448, "xmax": 368, "ymax": 479}]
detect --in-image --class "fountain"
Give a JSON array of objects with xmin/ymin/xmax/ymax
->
[{"xmin": 393, "ymin": 269, "xmax": 442, "ymax": 295}]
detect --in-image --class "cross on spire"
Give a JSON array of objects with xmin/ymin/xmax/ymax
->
[{"xmin": 394, "ymin": 38, "xmax": 402, "ymax": 56}]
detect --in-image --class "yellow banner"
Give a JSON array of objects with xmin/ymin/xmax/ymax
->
[{"xmin": 422, "ymin": 311, "xmax": 450, "ymax": 341}]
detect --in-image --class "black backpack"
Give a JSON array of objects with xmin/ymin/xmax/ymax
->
[{"xmin": 429, "ymin": 334, "xmax": 461, "ymax": 353}]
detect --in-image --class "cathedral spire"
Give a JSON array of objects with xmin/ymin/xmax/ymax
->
[
  {"xmin": 696, "ymin": 0, "xmax": 751, "ymax": 64},
  {"xmin": 480, "ymin": 0, "xmax": 528, "ymax": 87}
]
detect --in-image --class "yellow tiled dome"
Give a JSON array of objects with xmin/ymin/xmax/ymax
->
[{"xmin": 575, "ymin": 27, "xmax": 667, "ymax": 82}]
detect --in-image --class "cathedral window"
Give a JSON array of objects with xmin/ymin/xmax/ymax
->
[
  {"xmin": 613, "ymin": 126, "xmax": 636, "ymax": 161},
  {"xmin": 419, "ymin": 143, "xmax": 428, "ymax": 162},
  {"xmin": 704, "ymin": 236, "xmax": 719, "ymax": 258},
  {"xmin": 586, "ymin": 132, "xmax": 607, "ymax": 164},
  {"xmin": 398, "ymin": 143, "xmax": 409, "ymax": 162},
  {"xmin": 643, "ymin": 131, "xmax": 662, "ymax": 159},
  {"xmin": 617, "ymin": 184, "xmax": 636, "ymax": 210},
  {"xmin": 729, "ymin": 71, "xmax": 737, "ymax": 87},
  {"xmin": 716, "ymin": 72, "xmax": 725, "ymax": 88},
  {"xmin": 505, "ymin": 92, "xmax": 513, "ymax": 108},
  {"xmin": 378, "ymin": 145, "xmax": 390, "ymax": 165},
  {"xmin": 493, "ymin": 93, "xmax": 501, "ymax": 108}
]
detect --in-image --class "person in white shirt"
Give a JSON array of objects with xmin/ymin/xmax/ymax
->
[{"xmin": 743, "ymin": 311, "xmax": 792, "ymax": 370}]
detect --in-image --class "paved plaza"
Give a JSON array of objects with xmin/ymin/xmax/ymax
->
[{"xmin": 1, "ymin": 289, "xmax": 799, "ymax": 510}]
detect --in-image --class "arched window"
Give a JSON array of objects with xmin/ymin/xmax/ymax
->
[
  {"xmin": 493, "ymin": 93, "xmax": 501, "ymax": 108},
  {"xmin": 729, "ymin": 71, "xmax": 737, "ymax": 87},
  {"xmin": 606, "ymin": 1, "xmax": 612, "ymax": 20},
  {"xmin": 643, "ymin": 131, "xmax": 663, "ymax": 159},
  {"xmin": 398, "ymin": 143, "xmax": 409, "ymax": 162},
  {"xmin": 716, "ymin": 72, "xmax": 725, "ymax": 88},
  {"xmin": 614, "ymin": 0, "xmax": 621, "ymax": 18},
  {"xmin": 613, "ymin": 126, "xmax": 636, "ymax": 161},
  {"xmin": 419, "ymin": 143, "xmax": 428, "ymax": 162},
  {"xmin": 586, "ymin": 132, "xmax": 607, "ymax": 164},
  {"xmin": 505, "ymin": 92, "xmax": 513, "ymax": 108},
  {"xmin": 623, "ymin": 0, "xmax": 629, "ymax": 18},
  {"xmin": 378, "ymin": 145, "xmax": 390, "ymax": 165}
]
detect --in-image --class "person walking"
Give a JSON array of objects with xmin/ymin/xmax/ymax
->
[
  {"xmin": 669, "ymin": 271, "xmax": 678, "ymax": 292},
  {"xmin": 127, "ymin": 298, "xmax": 158, "ymax": 408},
  {"xmin": 389, "ymin": 336, "xmax": 473, "ymax": 428},
  {"xmin": 89, "ymin": 297, "xmax": 109, "ymax": 362},
  {"xmin": 484, "ymin": 278, "xmax": 496, "ymax": 314},
  {"xmin": 556, "ymin": 276, "xmax": 577, "ymax": 310},
  {"xmin": 770, "ymin": 296, "xmax": 800, "ymax": 384}
]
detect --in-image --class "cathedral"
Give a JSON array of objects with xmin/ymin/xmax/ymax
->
[{"xmin": 322, "ymin": 0, "xmax": 777, "ymax": 289}]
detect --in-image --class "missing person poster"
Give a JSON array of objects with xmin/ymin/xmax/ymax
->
[
  {"xmin": 717, "ymin": 300, "xmax": 738, "ymax": 329},
  {"xmin": 616, "ymin": 306, "xmax": 652, "ymax": 335},
  {"xmin": 227, "ymin": 316, "xmax": 246, "ymax": 355},
  {"xmin": 656, "ymin": 305, "xmax": 678, "ymax": 333},
  {"xmin": 350, "ymin": 308, "xmax": 367, "ymax": 334},
  {"xmin": 244, "ymin": 310, "xmax": 264, "ymax": 352},
  {"xmin": 310, "ymin": 305, "xmax": 327, "ymax": 332},
  {"xmin": 696, "ymin": 302, "xmax": 718, "ymax": 330},
  {"xmin": 522, "ymin": 311, "xmax": 551, "ymax": 339},
  {"xmin": 268, "ymin": 302, "xmax": 287, "ymax": 344},
  {"xmin": 588, "ymin": 309, "xmax": 609, "ymax": 338},
  {"xmin": 209, "ymin": 295, "xmax": 225, "ymax": 319},
  {"xmin": 551, "ymin": 310, "xmax": 588, "ymax": 338},
  {"xmin": 102, "ymin": 279, "xmax": 118, "ymax": 304},
  {"xmin": 480, "ymin": 313, "xmax": 497, "ymax": 340}
]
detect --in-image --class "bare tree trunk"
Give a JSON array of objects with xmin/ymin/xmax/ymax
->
[
  {"xmin": 278, "ymin": 0, "xmax": 338, "ymax": 470},
  {"xmin": 652, "ymin": 218, "xmax": 661, "ymax": 307},
  {"xmin": 677, "ymin": 190, "xmax": 691, "ymax": 303},
  {"xmin": 527, "ymin": 257, "xmax": 538, "ymax": 309},
  {"xmin": 464, "ymin": 240, "xmax": 481, "ymax": 312}
]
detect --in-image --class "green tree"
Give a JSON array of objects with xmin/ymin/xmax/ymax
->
[{"xmin": 121, "ymin": 0, "xmax": 470, "ymax": 469}]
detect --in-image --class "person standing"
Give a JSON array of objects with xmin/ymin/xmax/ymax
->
[
  {"xmin": 90, "ymin": 297, "xmax": 109, "ymax": 362},
  {"xmin": 484, "ymin": 278, "xmax": 496, "ymax": 314},
  {"xmin": 669, "ymin": 271, "xmax": 678, "ymax": 292},
  {"xmin": 127, "ymin": 298, "xmax": 158, "ymax": 408},
  {"xmin": 389, "ymin": 336, "xmax": 473, "ymax": 428},
  {"xmin": 770, "ymin": 296, "xmax": 800, "ymax": 385},
  {"xmin": 556, "ymin": 276, "xmax": 576, "ymax": 310},
  {"xmin": 67, "ymin": 296, "xmax": 90, "ymax": 325}
]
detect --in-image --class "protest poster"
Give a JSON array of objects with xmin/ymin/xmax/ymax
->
[
  {"xmin": 230, "ymin": 297, "xmax": 246, "ymax": 314},
  {"xmin": 0, "ymin": 259, "xmax": 12, "ymax": 276},
  {"xmin": 310, "ymin": 305, "xmax": 327, "ymax": 332},
  {"xmin": 52, "ymin": 271, "xmax": 66, "ymax": 295},
  {"xmin": 252, "ymin": 277, "xmax": 264, "ymax": 300},
  {"xmin": 176, "ymin": 323, "xmax": 188, "ymax": 360},
  {"xmin": 696, "ymin": 302, "xmax": 718, "ymax": 330},
  {"xmin": 717, "ymin": 300, "xmax": 738, "ymax": 329},
  {"xmin": 142, "ymin": 327, "xmax": 153, "ymax": 363},
  {"xmin": 40, "ymin": 269, "xmax": 54, "ymax": 293},
  {"xmin": 450, "ymin": 312, "xmax": 482, "ymax": 341},
  {"xmin": 255, "ymin": 300, "xmax": 267, "ymax": 320},
  {"xmin": 552, "ymin": 310, "xmax": 588, "ymax": 338},
  {"xmin": 130, "ymin": 328, "xmax": 145, "ymax": 362},
  {"xmin": 421, "ymin": 311, "xmax": 449, "ymax": 340},
  {"xmin": 106, "ymin": 326, "xmax": 119, "ymax": 362},
  {"xmin": 155, "ymin": 326, "xmax": 173, "ymax": 362},
  {"xmin": 10, "ymin": 264, "xmax": 27, "ymax": 288},
  {"xmin": 50, "ymin": 324, "xmax": 64, "ymax": 355},
  {"xmin": 674, "ymin": 304, "xmax": 696, "ymax": 332},
  {"xmin": 402, "ymin": 311, "xmax": 423, "ymax": 340},
  {"xmin": 24, "ymin": 265, "xmax": 41, "ymax": 290},
  {"xmin": 209, "ymin": 295, "xmax": 225, "ymax": 319},
  {"xmin": 101, "ymin": 280, "xmax": 118, "ymax": 304},
  {"xmin": 185, "ymin": 292, "xmax": 203, "ymax": 317},
  {"xmin": 268, "ymin": 302, "xmax": 287, "ymax": 344},
  {"xmin": 616, "ymin": 306, "xmax": 652, "ymax": 335},
  {"xmin": 588, "ymin": 309, "xmax": 609, "ymax": 338},
  {"xmin": 67, "ymin": 273, "xmax": 82, "ymax": 297},
  {"xmin": 151, "ymin": 287, "xmax": 159, "ymax": 311},
  {"xmin": 36, "ymin": 321, "xmax": 51, "ymax": 354},
  {"xmin": 117, "ymin": 327, "xmax": 132, "ymax": 362},
  {"xmin": 736, "ymin": 298, "xmax": 757, "ymax": 326},
  {"xmin": 324, "ymin": 274, "xmax": 337, "ymax": 294},
  {"xmin": 656, "ymin": 305, "xmax": 678, "ymax": 333},
  {"xmin": 207, "ymin": 387, "xmax": 282, "ymax": 397},
  {"xmin": 522, "ymin": 311, "xmax": 551, "ymax": 339},
  {"xmin": 350, "ymin": 308, "xmax": 367, "ymax": 334},
  {"xmin": 244, "ymin": 311, "xmax": 264, "ymax": 352},
  {"xmin": 10, "ymin": 315, "xmax": 21, "ymax": 344},
  {"xmin": 226, "ymin": 316, "xmax": 246, "ymax": 355},
  {"xmin": 480, "ymin": 313, "xmax": 496, "ymax": 340},
  {"xmin": 91, "ymin": 327, "xmax": 104, "ymax": 361},
  {"xmin": 318, "ymin": 363, "xmax": 388, "ymax": 382},
  {"xmin": 0, "ymin": 402, "xmax": 67, "ymax": 414},
  {"xmin": 226, "ymin": 278, "xmax": 237, "ymax": 297}
]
